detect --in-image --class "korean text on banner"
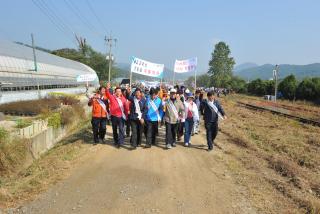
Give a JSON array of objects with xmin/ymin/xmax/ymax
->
[
  {"xmin": 174, "ymin": 57, "xmax": 197, "ymax": 73},
  {"xmin": 131, "ymin": 56, "xmax": 164, "ymax": 78},
  {"xmin": 76, "ymin": 74, "xmax": 97, "ymax": 82}
]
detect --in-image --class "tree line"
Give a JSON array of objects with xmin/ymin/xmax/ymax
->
[
  {"xmin": 51, "ymin": 43, "xmax": 126, "ymax": 82},
  {"xmin": 186, "ymin": 41, "xmax": 320, "ymax": 102}
]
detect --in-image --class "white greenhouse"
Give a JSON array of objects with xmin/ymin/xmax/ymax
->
[{"xmin": 0, "ymin": 39, "xmax": 99, "ymax": 104}]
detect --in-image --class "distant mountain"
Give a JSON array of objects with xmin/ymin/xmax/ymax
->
[
  {"xmin": 235, "ymin": 63, "xmax": 320, "ymax": 80},
  {"xmin": 234, "ymin": 62, "xmax": 258, "ymax": 73}
]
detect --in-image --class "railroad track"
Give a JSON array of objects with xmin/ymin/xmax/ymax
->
[{"xmin": 237, "ymin": 101, "xmax": 320, "ymax": 127}]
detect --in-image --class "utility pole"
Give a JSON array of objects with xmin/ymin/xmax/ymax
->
[
  {"xmin": 105, "ymin": 34, "xmax": 117, "ymax": 83},
  {"xmin": 31, "ymin": 33, "xmax": 40, "ymax": 98},
  {"xmin": 273, "ymin": 64, "xmax": 279, "ymax": 102}
]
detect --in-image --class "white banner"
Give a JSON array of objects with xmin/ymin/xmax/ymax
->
[
  {"xmin": 76, "ymin": 74, "xmax": 97, "ymax": 82},
  {"xmin": 174, "ymin": 57, "xmax": 197, "ymax": 73},
  {"xmin": 131, "ymin": 56, "xmax": 164, "ymax": 78}
]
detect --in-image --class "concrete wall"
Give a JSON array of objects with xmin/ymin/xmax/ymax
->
[{"xmin": 29, "ymin": 125, "xmax": 68, "ymax": 159}]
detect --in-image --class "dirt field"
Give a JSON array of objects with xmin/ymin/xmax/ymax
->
[{"xmin": 2, "ymin": 95, "xmax": 320, "ymax": 214}]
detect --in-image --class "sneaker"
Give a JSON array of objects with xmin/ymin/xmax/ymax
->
[
  {"xmin": 172, "ymin": 143, "xmax": 176, "ymax": 147},
  {"xmin": 145, "ymin": 144, "xmax": 151, "ymax": 148},
  {"xmin": 166, "ymin": 144, "xmax": 172, "ymax": 149},
  {"xmin": 208, "ymin": 147, "xmax": 213, "ymax": 152},
  {"xmin": 184, "ymin": 143, "xmax": 189, "ymax": 147}
]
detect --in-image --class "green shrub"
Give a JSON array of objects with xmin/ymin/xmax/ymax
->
[
  {"xmin": 47, "ymin": 112, "xmax": 61, "ymax": 128},
  {"xmin": 247, "ymin": 79, "xmax": 267, "ymax": 96},
  {"xmin": 296, "ymin": 78, "xmax": 317, "ymax": 100},
  {"xmin": 0, "ymin": 127, "xmax": 8, "ymax": 142},
  {"xmin": 278, "ymin": 74, "xmax": 297, "ymax": 100},
  {"xmin": 15, "ymin": 119, "xmax": 33, "ymax": 129}
]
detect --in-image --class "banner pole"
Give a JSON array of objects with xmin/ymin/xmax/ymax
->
[
  {"xmin": 194, "ymin": 69, "xmax": 197, "ymax": 91},
  {"xmin": 130, "ymin": 69, "xmax": 133, "ymax": 88}
]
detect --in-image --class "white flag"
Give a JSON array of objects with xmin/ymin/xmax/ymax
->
[{"xmin": 174, "ymin": 57, "xmax": 197, "ymax": 73}]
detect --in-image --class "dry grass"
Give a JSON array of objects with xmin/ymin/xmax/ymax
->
[
  {"xmin": 0, "ymin": 95, "xmax": 80, "ymax": 116},
  {"xmin": 0, "ymin": 124, "xmax": 92, "ymax": 208},
  {"xmin": 218, "ymin": 94, "xmax": 320, "ymax": 213},
  {"xmin": 0, "ymin": 138, "xmax": 30, "ymax": 175}
]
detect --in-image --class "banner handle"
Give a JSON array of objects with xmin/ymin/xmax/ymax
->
[
  {"xmin": 194, "ymin": 69, "xmax": 197, "ymax": 91},
  {"xmin": 130, "ymin": 69, "xmax": 133, "ymax": 88}
]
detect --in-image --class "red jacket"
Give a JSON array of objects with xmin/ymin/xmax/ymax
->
[{"xmin": 106, "ymin": 90, "xmax": 129, "ymax": 118}]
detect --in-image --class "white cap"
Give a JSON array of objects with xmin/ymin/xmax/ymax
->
[
  {"xmin": 170, "ymin": 88, "xmax": 177, "ymax": 93},
  {"xmin": 185, "ymin": 89, "xmax": 190, "ymax": 93}
]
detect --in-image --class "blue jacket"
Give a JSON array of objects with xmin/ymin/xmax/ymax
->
[
  {"xmin": 144, "ymin": 97, "xmax": 163, "ymax": 122},
  {"xmin": 201, "ymin": 99, "xmax": 225, "ymax": 123}
]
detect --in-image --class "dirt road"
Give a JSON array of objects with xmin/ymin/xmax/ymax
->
[{"xmin": 15, "ymin": 124, "xmax": 257, "ymax": 214}]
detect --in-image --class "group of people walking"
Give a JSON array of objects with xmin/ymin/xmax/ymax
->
[{"xmin": 88, "ymin": 83, "xmax": 226, "ymax": 151}]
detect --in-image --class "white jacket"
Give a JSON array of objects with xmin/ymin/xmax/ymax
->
[{"xmin": 184, "ymin": 101, "xmax": 199, "ymax": 122}]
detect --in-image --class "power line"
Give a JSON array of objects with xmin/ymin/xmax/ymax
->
[
  {"xmin": 42, "ymin": 0, "xmax": 78, "ymax": 36},
  {"xmin": 31, "ymin": 0, "xmax": 77, "ymax": 47},
  {"xmin": 85, "ymin": 0, "xmax": 109, "ymax": 33},
  {"xmin": 63, "ymin": 0, "xmax": 104, "ymax": 38}
]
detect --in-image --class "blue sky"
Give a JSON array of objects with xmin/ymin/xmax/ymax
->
[{"xmin": 1, "ymin": 0, "xmax": 320, "ymax": 73}]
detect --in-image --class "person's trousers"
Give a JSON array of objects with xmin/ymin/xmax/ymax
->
[
  {"xmin": 125, "ymin": 120, "xmax": 131, "ymax": 137},
  {"xmin": 146, "ymin": 120, "xmax": 158, "ymax": 146},
  {"xmin": 205, "ymin": 121, "xmax": 219, "ymax": 149},
  {"xmin": 193, "ymin": 115, "xmax": 200, "ymax": 134},
  {"xmin": 91, "ymin": 117, "xmax": 107, "ymax": 143},
  {"xmin": 111, "ymin": 116, "xmax": 125, "ymax": 145},
  {"xmin": 166, "ymin": 122, "xmax": 178, "ymax": 146},
  {"xmin": 184, "ymin": 118, "xmax": 194, "ymax": 144},
  {"xmin": 130, "ymin": 119, "xmax": 143, "ymax": 147},
  {"xmin": 177, "ymin": 121, "xmax": 184, "ymax": 140}
]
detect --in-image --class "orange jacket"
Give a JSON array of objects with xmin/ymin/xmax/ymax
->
[{"xmin": 88, "ymin": 94, "xmax": 109, "ymax": 118}]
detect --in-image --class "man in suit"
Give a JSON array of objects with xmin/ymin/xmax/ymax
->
[{"xmin": 201, "ymin": 91, "xmax": 227, "ymax": 151}]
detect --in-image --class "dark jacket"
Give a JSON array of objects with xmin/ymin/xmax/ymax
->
[
  {"xmin": 201, "ymin": 99, "xmax": 225, "ymax": 123},
  {"xmin": 128, "ymin": 96, "xmax": 146, "ymax": 120}
]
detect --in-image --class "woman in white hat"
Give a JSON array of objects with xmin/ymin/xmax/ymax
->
[{"xmin": 184, "ymin": 92, "xmax": 199, "ymax": 147}]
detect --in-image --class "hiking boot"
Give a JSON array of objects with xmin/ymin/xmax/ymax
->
[{"xmin": 166, "ymin": 144, "xmax": 172, "ymax": 149}]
